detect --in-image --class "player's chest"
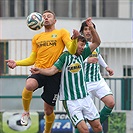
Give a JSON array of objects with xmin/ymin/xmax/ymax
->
[
  {"xmin": 66, "ymin": 56, "xmax": 84, "ymax": 74},
  {"xmin": 36, "ymin": 33, "xmax": 62, "ymax": 47}
]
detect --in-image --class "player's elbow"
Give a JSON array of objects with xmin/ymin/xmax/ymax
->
[
  {"xmin": 27, "ymin": 60, "xmax": 35, "ymax": 65},
  {"xmin": 97, "ymin": 39, "xmax": 101, "ymax": 46}
]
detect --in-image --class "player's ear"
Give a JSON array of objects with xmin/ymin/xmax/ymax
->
[{"xmin": 54, "ymin": 19, "xmax": 57, "ymax": 24}]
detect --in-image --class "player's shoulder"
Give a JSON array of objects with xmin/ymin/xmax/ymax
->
[
  {"xmin": 59, "ymin": 51, "xmax": 69, "ymax": 58},
  {"xmin": 32, "ymin": 32, "xmax": 44, "ymax": 39},
  {"xmin": 53, "ymin": 28, "xmax": 69, "ymax": 36},
  {"xmin": 96, "ymin": 47, "xmax": 100, "ymax": 51},
  {"xmin": 58, "ymin": 28, "xmax": 69, "ymax": 33},
  {"xmin": 61, "ymin": 51, "xmax": 69, "ymax": 56},
  {"xmin": 57, "ymin": 51, "xmax": 69, "ymax": 61}
]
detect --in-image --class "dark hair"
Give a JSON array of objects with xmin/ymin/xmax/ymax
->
[
  {"xmin": 77, "ymin": 35, "xmax": 87, "ymax": 44},
  {"xmin": 43, "ymin": 10, "xmax": 56, "ymax": 18},
  {"xmin": 79, "ymin": 21, "xmax": 96, "ymax": 34}
]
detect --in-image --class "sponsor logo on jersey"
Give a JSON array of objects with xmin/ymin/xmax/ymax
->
[
  {"xmin": 38, "ymin": 40, "xmax": 57, "ymax": 47},
  {"xmin": 51, "ymin": 34, "xmax": 57, "ymax": 38},
  {"xmin": 68, "ymin": 62, "xmax": 81, "ymax": 73}
]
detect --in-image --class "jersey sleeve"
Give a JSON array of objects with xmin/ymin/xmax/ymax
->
[
  {"xmin": 61, "ymin": 29, "xmax": 77, "ymax": 54},
  {"xmin": 16, "ymin": 52, "xmax": 37, "ymax": 66},
  {"xmin": 96, "ymin": 47, "xmax": 100, "ymax": 55},
  {"xmin": 54, "ymin": 52, "xmax": 67, "ymax": 70},
  {"xmin": 98, "ymin": 54, "xmax": 108, "ymax": 68}
]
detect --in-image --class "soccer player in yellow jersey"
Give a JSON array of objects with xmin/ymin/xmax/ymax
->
[{"xmin": 5, "ymin": 10, "xmax": 79, "ymax": 133}]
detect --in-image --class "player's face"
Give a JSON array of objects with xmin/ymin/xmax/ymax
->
[
  {"xmin": 42, "ymin": 12, "xmax": 56, "ymax": 27},
  {"xmin": 76, "ymin": 41, "xmax": 85, "ymax": 56},
  {"xmin": 82, "ymin": 26, "xmax": 92, "ymax": 41}
]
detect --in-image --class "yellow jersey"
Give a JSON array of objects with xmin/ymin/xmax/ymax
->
[{"xmin": 16, "ymin": 28, "xmax": 77, "ymax": 68}]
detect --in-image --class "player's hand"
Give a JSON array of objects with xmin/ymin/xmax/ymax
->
[
  {"xmin": 88, "ymin": 57, "xmax": 98, "ymax": 64},
  {"xmin": 5, "ymin": 59, "xmax": 16, "ymax": 69},
  {"xmin": 86, "ymin": 17, "xmax": 94, "ymax": 30},
  {"xmin": 30, "ymin": 67, "xmax": 40, "ymax": 74},
  {"xmin": 105, "ymin": 67, "xmax": 114, "ymax": 76},
  {"xmin": 72, "ymin": 29, "xmax": 80, "ymax": 39}
]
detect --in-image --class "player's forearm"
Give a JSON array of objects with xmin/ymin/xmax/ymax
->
[
  {"xmin": 98, "ymin": 54, "xmax": 108, "ymax": 68},
  {"xmin": 16, "ymin": 52, "xmax": 36, "ymax": 66},
  {"xmin": 91, "ymin": 27, "xmax": 101, "ymax": 46},
  {"xmin": 40, "ymin": 66, "xmax": 59, "ymax": 76},
  {"xmin": 66, "ymin": 39, "xmax": 77, "ymax": 54}
]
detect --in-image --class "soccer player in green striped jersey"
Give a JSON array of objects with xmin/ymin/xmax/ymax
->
[
  {"xmin": 31, "ymin": 17, "xmax": 103, "ymax": 133},
  {"xmin": 80, "ymin": 21, "xmax": 115, "ymax": 126}
]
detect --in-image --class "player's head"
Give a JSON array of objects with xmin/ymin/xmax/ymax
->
[
  {"xmin": 76, "ymin": 35, "xmax": 87, "ymax": 56},
  {"xmin": 42, "ymin": 10, "xmax": 56, "ymax": 28},
  {"xmin": 43, "ymin": 10, "xmax": 56, "ymax": 18},
  {"xmin": 79, "ymin": 21, "xmax": 96, "ymax": 41}
]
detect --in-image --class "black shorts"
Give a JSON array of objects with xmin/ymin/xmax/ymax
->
[{"xmin": 27, "ymin": 72, "xmax": 61, "ymax": 106}]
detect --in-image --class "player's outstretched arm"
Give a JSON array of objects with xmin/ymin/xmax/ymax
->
[
  {"xmin": 15, "ymin": 52, "xmax": 36, "ymax": 66},
  {"xmin": 5, "ymin": 52, "xmax": 36, "ymax": 68},
  {"xmin": 86, "ymin": 17, "xmax": 101, "ymax": 52},
  {"xmin": 30, "ymin": 66, "xmax": 59, "ymax": 76}
]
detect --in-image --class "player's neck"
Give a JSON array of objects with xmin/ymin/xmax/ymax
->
[
  {"xmin": 45, "ymin": 25, "xmax": 55, "ymax": 32},
  {"xmin": 87, "ymin": 38, "xmax": 92, "ymax": 42}
]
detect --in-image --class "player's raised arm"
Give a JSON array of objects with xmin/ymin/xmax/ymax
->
[
  {"xmin": 86, "ymin": 18, "xmax": 101, "ymax": 52},
  {"xmin": 30, "ymin": 66, "xmax": 59, "ymax": 76}
]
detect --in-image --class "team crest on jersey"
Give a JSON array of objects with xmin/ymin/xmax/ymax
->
[
  {"xmin": 67, "ymin": 62, "xmax": 81, "ymax": 73},
  {"xmin": 51, "ymin": 34, "xmax": 57, "ymax": 38}
]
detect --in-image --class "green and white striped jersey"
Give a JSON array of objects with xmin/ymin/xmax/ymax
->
[
  {"xmin": 54, "ymin": 46, "xmax": 92, "ymax": 100},
  {"xmin": 84, "ymin": 42, "xmax": 102, "ymax": 82}
]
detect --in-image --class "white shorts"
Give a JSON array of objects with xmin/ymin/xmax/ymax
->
[
  {"xmin": 62, "ymin": 95, "xmax": 100, "ymax": 127},
  {"xmin": 86, "ymin": 78, "xmax": 113, "ymax": 100}
]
